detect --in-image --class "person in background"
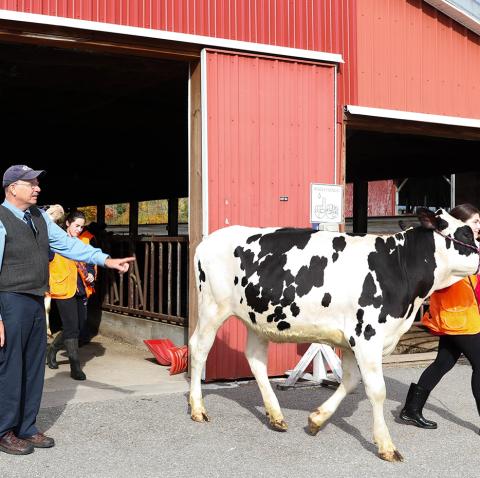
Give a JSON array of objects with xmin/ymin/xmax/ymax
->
[
  {"xmin": 0, "ymin": 164, "xmax": 134, "ymax": 456},
  {"xmin": 44, "ymin": 204, "xmax": 65, "ymax": 337},
  {"xmin": 399, "ymin": 203, "xmax": 480, "ymax": 430},
  {"xmin": 46, "ymin": 211, "xmax": 96, "ymax": 381},
  {"xmin": 77, "ymin": 220, "xmax": 107, "ymax": 344}
]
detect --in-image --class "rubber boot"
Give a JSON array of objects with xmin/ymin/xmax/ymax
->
[
  {"xmin": 399, "ymin": 383, "xmax": 437, "ymax": 429},
  {"xmin": 46, "ymin": 332, "xmax": 63, "ymax": 370},
  {"xmin": 64, "ymin": 338, "xmax": 86, "ymax": 381}
]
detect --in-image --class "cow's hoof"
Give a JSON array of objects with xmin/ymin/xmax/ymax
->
[
  {"xmin": 307, "ymin": 416, "xmax": 321, "ymax": 436},
  {"xmin": 270, "ymin": 419, "xmax": 288, "ymax": 432},
  {"xmin": 378, "ymin": 450, "xmax": 403, "ymax": 462},
  {"xmin": 191, "ymin": 411, "xmax": 210, "ymax": 423}
]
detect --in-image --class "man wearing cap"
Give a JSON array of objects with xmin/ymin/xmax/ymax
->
[{"xmin": 0, "ymin": 165, "xmax": 135, "ymax": 455}]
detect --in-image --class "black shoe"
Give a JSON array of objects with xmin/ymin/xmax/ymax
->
[
  {"xmin": 46, "ymin": 332, "xmax": 63, "ymax": 370},
  {"xmin": 64, "ymin": 338, "xmax": 87, "ymax": 381},
  {"xmin": 399, "ymin": 383, "xmax": 437, "ymax": 429}
]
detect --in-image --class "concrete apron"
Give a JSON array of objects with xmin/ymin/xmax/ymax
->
[{"xmin": 42, "ymin": 335, "xmax": 190, "ymax": 409}]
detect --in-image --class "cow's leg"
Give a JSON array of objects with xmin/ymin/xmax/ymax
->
[
  {"xmin": 189, "ymin": 300, "xmax": 230, "ymax": 423},
  {"xmin": 355, "ymin": 346, "xmax": 403, "ymax": 462},
  {"xmin": 308, "ymin": 348, "xmax": 359, "ymax": 434},
  {"xmin": 245, "ymin": 329, "xmax": 287, "ymax": 431}
]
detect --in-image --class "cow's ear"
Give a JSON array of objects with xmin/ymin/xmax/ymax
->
[{"xmin": 416, "ymin": 207, "xmax": 437, "ymax": 230}]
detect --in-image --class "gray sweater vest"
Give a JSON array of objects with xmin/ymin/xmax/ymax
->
[{"xmin": 0, "ymin": 205, "xmax": 50, "ymax": 296}]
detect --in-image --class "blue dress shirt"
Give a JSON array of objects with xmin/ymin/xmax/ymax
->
[{"xmin": 0, "ymin": 200, "xmax": 109, "ymax": 320}]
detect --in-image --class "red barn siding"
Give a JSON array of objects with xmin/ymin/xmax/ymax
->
[
  {"xmin": 205, "ymin": 50, "xmax": 336, "ymax": 379},
  {"xmin": 0, "ymin": 0, "xmax": 357, "ymax": 106},
  {"xmin": 344, "ymin": 180, "xmax": 396, "ymax": 217},
  {"xmin": 356, "ymin": 0, "xmax": 480, "ymax": 118}
]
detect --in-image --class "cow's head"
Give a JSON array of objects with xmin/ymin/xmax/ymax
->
[{"xmin": 417, "ymin": 207, "xmax": 479, "ymax": 277}]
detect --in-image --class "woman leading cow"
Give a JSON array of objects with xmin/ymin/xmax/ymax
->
[{"xmin": 399, "ymin": 203, "xmax": 480, "ymax": 430}]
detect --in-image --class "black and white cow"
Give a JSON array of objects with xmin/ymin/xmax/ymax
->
[{"xmin": 189, "ymin": 208, "xmax": 479, "ymax": 462}]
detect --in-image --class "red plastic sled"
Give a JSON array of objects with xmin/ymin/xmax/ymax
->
[{"xmin": 144, "ymin": 339, "xmax": 175, "ymax": 366}]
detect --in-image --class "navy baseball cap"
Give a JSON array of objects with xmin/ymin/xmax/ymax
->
[{"xmin": 3, "ymin": 165, "xmax": 46, "ymax": 187}]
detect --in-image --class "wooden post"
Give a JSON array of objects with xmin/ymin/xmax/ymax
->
[
  {"xmin": 129, "ymin": 201, "xmax": 139, "ymax": 255},
  {"xmin": 353, "ymin": 180, "xmax": 368, "ymax": 233},
  {"xmin": 168, "ymin": 198, "xmax": 179, "ymax": 236},
  {"xmin": 188, "ymin": 59, "xmax": 203, "ymax": 348},
  {"xmin": 96, "ymin": 204, "xmax": 105, "ymax": 225}
]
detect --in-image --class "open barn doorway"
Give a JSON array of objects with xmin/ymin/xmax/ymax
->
[
  {"xmin": 0, "ymin": 38, "xmax": 195, "ymax": 337},
  {"xmin": 344, "ymin": 118, "xmax": 480, "ymax": 235}
]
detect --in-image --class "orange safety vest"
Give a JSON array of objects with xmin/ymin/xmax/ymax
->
[
  {"xmin": 49, "ymin": 253, "xmax": 77, "ymax": 300},
  {"xmin": 76, "ymin": 235, "xmax": 96, "ymax": 299},
  {"xmin": 421, "ymin": 275, "xmax": 480, "ymax": 335},
  {"xmin": 79, "ymin": 230, "xmax": 94, "ymax": 242},
  {"xmin": 49, "ymin": 236, "xmax": 96, "ymax": 300}
]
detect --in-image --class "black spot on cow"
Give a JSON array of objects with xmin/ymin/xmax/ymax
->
[
  {"xmin": 445, "ymin": 236, "xmax": 451, "ymax": 249},
  {"xmin": 395, "ymin": 233, "xmax": 403, "ymax": 241},
  {"xmin": 234, "ymin": 228, "xmax": 322, "ymax": 316},
  {"xmin": 244, "ymin": 282, "xmax": 271, "ymax": 314},
  {"xmin": 249, "ymin": 312, "xmax": 256, "ymax": 324},
  {"xmin": 198, "ymin": 260, "xmax": 206, "ymax": 291},
  {"xmin": 365, "ymin": 228, "xmax": 437, "ymax": 322},
  {"xmin": 349, "ymin": 336, "xmax": 356, "ymax": 347},
  {"xmin": 332, "ymin": 236, "xmax": 347, "ymax": 263},
  {"xmin": 267, "ymin": 306, "xmax": 286, "ymax": 323},
  {"xmin": 385, "ymin": 236, "xmax": 396, "ymax": 251},
  {"xmin": 322, "ymin": 293, "xmax": 332, "ymax": 307},
  {"xmin": 364, "ymin": 324, "xmax": 376, "ymax": 340},
  {"xmin": 436, "ymin": 217, "xmax": 449, "ymax": 231},
  {"xmin": 247, "ymin": 233, "xmax": 262, "ymax": 244},
  {"xmin": 280, "ymin": 285, "xmax": 295, "ymax": 307},
  {"xmin": 378, "ymin": 310, "xmax": 388, "ymax": 323},
  {"xmin": 295, "ymin": 255, "xmax": 328, "ymax": 297},
  {"xmin": 453, "ymin": 225, "xmax": 477, "ymax": 257},
  {"xmin": 277, "ymin": 321, "xmax": 291, "ymax": 331},
  {"xmin": 355, "ymin": 309, "xmax": 364, "ymax": 336},
  {"xmin": 240, "ymin": 297, "xmax": 243, "ymax": 304},
  {"xmin": 358, "ymin": 272, "xmax": 382, "ymax": 308},
  {"xmin": 290, "ymin": 302, "xmax": 300, "ymax": 316},
  {"xmin": 234, "ymin": 276, "xmax": 239, "ymax": 285}
]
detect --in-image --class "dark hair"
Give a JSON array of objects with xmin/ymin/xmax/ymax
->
[
  {"xmin": 449, "ymin": 203, "xmax": 480, "ymax": 223},
  {"xmin": 65, "ymin": 210, "xmax": 86, "ymax": 225}
]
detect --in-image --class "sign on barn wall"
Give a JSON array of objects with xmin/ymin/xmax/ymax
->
[{"xmin": 310, "ymin": 183, "xmax": 343, "ymax": 224}]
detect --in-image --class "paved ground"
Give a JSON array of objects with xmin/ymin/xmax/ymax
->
[{"xmin": 1, "ymin": 336, "xmax": 479, "ymax": 478}]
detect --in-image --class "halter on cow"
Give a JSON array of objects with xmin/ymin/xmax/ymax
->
[{"xmin": 189, "ymin": 208, "xmax": 479, "ymax": 462}]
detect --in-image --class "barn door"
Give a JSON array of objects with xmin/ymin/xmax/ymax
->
[{"xmin": 202, "ymin": 49, "xmax": 337, "ymax": 380}]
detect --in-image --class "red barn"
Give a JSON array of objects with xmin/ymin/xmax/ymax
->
[{"xmin": 0, "ymin": 1, "xmax": 479, "ymax": 380}]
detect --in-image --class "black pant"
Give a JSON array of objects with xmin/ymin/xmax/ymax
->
[
  {"xmin": 418, "ymin": 334, "xmax": 480, "ymax": 406},
  {"xmin": 54, "ymin": 295, "xmax": 87, "ymax": 341},
  {"xmin": 0, "ymin": 292, "xmax": 46, "ymax": 438}
]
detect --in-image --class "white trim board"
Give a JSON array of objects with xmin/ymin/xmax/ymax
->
[
  {"xmin": 345, "ymin": 105, "xmax": 480, "ymax": 129},
  {"xmin": 0, "ymin": 9, "xmax": 343, "ymax": 64}
]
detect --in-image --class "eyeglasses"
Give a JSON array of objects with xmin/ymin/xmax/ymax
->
[{"xmin": 11, "ymin": 181, "xmax": 40, "ymax": 189}]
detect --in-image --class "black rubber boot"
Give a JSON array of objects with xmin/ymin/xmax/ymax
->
[
  {"xmin": 46, "ymin": 332, "xmax": 63, "ymax": 370},
  {"xmin": 399, "ymin": 383, "xmax": 437, "ymax": 429},
  {"xmin": 64, "ymin": 338, "xmax": 86, "ymax": 381}
]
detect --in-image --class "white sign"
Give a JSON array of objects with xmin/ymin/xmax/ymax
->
[{"xmin": 310, "ymin": 183, "xmax": 343, "ymax": 224}]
